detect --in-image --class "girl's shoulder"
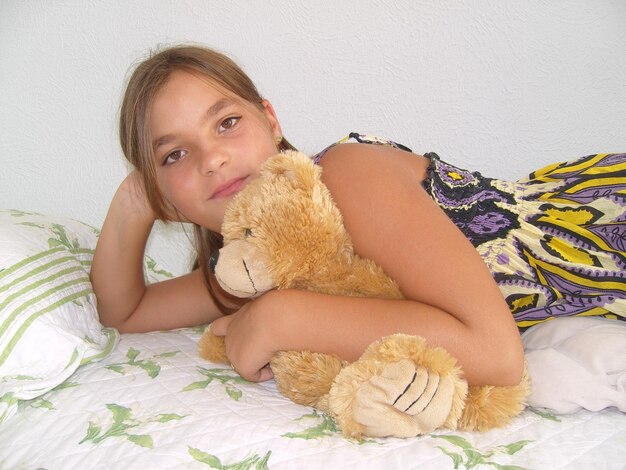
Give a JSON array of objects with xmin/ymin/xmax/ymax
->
[
  {"xmin": 312, "ymin": 132, "xmax": 431, "ymax": 185},
  {"xmin": 311, "ymin": 132, "xmax": 413, "ymax": 165}
]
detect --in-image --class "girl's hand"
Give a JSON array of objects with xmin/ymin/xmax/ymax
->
[
  {"xmin": 116, "ymin": 170, "xmax": 158, "ymax": 222},
  {"xmin": 119, "ymin": 170, "xmax": 188, "ymax": 223},
  {"xmin": 210, "ymin": 292, "xmax": 279, "ymax": 382}
]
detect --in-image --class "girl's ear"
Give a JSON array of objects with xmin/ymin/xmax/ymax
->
[{"xmin": 260, "ymin": 99, "xmax": 282, "ymax": 141}]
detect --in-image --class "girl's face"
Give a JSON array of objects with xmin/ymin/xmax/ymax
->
[{"xmin": 149, "ymin": 70, "xmax": 282, "ymax": 231}]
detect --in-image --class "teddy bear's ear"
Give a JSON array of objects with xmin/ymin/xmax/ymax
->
[
  {"xmin": 277, "ymin": 167, "xmax": 297, "ymax": 181},
  {"xmin": 263, "ymin": 150, "xmax": 319, "ymax": 183},
  {"xmin": 274, "ymin": 151, "xmax": 322, "ymax": 193}
]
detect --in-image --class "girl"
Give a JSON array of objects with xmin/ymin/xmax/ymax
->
[{"xmin": 91, "ymin": 45, "xmax": 625, "ymax": 386}]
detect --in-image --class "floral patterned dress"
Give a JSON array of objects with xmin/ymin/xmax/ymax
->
[{"xmin": 314, "ymin": 133, "xmax": 626, "ymax": 329}]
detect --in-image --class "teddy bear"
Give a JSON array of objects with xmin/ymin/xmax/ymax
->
[{"xmin": 199, "ymin": 150, "xmax": 530, "ymax": 439}]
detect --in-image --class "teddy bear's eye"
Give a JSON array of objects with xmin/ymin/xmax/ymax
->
[{"xmin": 244, "ymin": 228, "xmax": 253, "ymax": 238}]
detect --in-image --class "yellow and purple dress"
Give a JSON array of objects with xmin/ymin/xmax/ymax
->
[{"xmin": 314, "ymin": 133, "xmax": 626, "ymax": 329}]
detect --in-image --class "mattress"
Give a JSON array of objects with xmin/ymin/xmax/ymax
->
[{"xmin": 2, "ymin": 326, "xmax": 625, "ymax": 470}]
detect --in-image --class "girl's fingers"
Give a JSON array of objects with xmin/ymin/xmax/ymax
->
[
  {"xmin": 209, "ymin": 315, "xmax": 232, "ymax": 336},
  {"xmin": 243, "ymin": 364, "xmax": 274, "ymax": 383}
]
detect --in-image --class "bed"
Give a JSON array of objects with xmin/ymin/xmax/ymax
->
[{"xmin": 1, "ymin": 209, "xmax": 625, "ymax": 469}]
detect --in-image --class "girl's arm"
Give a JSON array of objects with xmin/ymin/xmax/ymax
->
[
  {"xmin": 91, "ymin": 172, "xmax": 221, "ymax": 333},
  {"xmin": 212, "ymin": 143, "xmax": 524, "ymax": 386},
  {"xmin": 319, "ymin": 143, "xmax": 525, "ymax": 385}
]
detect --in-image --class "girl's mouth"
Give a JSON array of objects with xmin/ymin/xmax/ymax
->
[{"xmin": 210, "ymin": 177, "xmax": 248, "ymax": 199}]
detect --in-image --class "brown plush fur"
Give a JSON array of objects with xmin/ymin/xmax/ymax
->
[
  {"xmin": 459, "ymin": 367, "xmax": 530, "ymax": 431},
  {"xmin": 199, "ymin": 150, "xmax": 530, "ymax": 439}
]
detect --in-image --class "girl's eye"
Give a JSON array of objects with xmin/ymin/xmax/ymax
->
[
  {"xmin": 219, "ymin": 116, "xmax": 241, "ymax": 132},
  {"xmin": 163, "ymin": 149, "xmax": 187, "ymax": 166}
]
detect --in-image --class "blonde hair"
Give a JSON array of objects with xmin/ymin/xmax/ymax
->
[{"xmin": 119, "ymin": 44, "xmax": 295, "ymax": 313}]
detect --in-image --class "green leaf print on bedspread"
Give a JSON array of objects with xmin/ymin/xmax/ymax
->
[
  {"xmin": 105, "ymin": 347, "xmax": 179, "ymax": 378},
  {"xmin": 282, "ymin": 409, "xmax": 338, "ymax": 440},
  {"xmin": 188, "ymin": 447, "xmax": 271, "ymax": 469},
  {"xmin": 183, "ymin": 366, "xmax": 249, "ymax": 401},
  {"xmin": 23, "ymin": 381, "xmax": 80, "ymax": 411},
  {"xmin": 528, "ymin": 406, "xmax": 561, "ymax": 422},
  {"xmin": 434, "ymin": 434, "xmax": 533, "ymax": 469},
  {"xmin": 79, "ymin": 403, "xmax": 186, "ymax": 448}
]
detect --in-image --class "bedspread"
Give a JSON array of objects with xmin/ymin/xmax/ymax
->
[{"xmin": 1, "ymin": 327, "xmax": 625, "ymax": 470}]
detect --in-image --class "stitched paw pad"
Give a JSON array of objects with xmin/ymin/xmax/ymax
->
[{"xmin": 352, "ymin": 359, "xmax": 456, "ymax": 437}]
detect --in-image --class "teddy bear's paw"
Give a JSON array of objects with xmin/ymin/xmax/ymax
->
[
  {"xmin": 351, "ymin": 359, "xmax": 457, "ymax": 438},
  {"xmin": 328, "ymin": 335, "xmax": 469, "ymax": 439}
]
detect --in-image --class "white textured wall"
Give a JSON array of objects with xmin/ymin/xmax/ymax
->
[{"xmin": 1, "ymin": 1, "xmax": 625, "ymax": 275}]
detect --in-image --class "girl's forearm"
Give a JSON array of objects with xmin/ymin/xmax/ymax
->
[
  {"xmin": 91, "ymin": 180, "xmax": 155, "ymax": 328},
  {"xmin": 92, "ymin": 175, "xmax": 223, "ymax": 333},
  {"xmin": 266, "ymin": 289, "xmax": 524, "ymax": 387}
]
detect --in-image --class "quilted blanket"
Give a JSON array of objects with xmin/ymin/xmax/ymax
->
[{"xmin": 2, "ymin": 327, "xmax": 625, "ymax": 469}]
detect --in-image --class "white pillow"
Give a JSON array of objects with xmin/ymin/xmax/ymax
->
[
  {"xmin": 0, "ymin": 209, "xmax": 119, "ymax": 424},
  {"xmin": 522, "ymin": 316, "xmax": 626, "ymax": 414}
]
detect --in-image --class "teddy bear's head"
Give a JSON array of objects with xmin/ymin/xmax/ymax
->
[{"xmin": 211, "ymin": 151, "xmax": 354, "ymax": 298}]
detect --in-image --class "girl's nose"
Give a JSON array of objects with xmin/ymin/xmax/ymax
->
[{"xmin": 199, "ymin": 146, "xmax": 228, "ymax": 175}]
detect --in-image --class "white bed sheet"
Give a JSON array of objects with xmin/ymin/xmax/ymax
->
[{"xmin": 1, "ymin": 327, "xmax": 625, "ymax": 470}]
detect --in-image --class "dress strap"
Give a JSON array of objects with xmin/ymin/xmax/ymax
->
[{"xmin": 312, "ymin": 132, "xmax": 412, "ymax": 164}]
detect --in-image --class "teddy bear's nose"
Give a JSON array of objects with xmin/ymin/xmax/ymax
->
[{"xmin": 209, "ymin": 250, "xmax": 219, "ymax": 273}]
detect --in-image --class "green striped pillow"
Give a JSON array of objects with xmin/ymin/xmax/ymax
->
[{"xmin": 0, "ymin": 209, "xmax": 119, "ymax": 424}]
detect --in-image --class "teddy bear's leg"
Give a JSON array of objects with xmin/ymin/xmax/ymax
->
[
  {"xmin": 198, "ymin": 325, "xmax": 229, "ymax": 363},
  {"xmin": 328, "ymin": 334, "xmax": 468, "ymax": 439},
  {"xmin": 458, "ymin": 365, "xmax": 530, "ymax": 431},
  {"xmin": 270, "ymin": 351, "xmax": 347, "ymax": 410}
]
